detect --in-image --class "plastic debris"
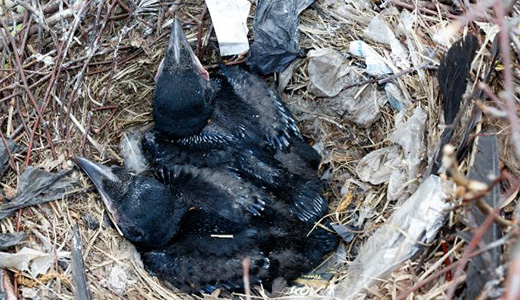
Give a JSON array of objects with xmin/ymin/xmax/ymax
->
[
  {"xmin": 349, "ymin": 40, "xmax": 393, "ymax": 76},
  {"xmin": 388, "ymin": 107, "xmax": 427, "ymax": 197},
  {"xmin": 333, "ymin": 175, "xmax": 453, "ymax": 299},
  {"xmin": 0, "ymin": 168, "xmax": 79, "ymax": 220},
  {"xmin": 334, "ymin": 83, "xmax": 387, "ymax": 127},
  {"xmin": 356, "ymin": 107, "xmax": 427, "ymax": 200},
  {"xmin": 384, "ymin": 82, "xmax": 411, "ymax": 111},
  {"xmin": 0, "ymin": 138, "xmax": 19, "ymax": 179},
  {"xmin": 308, "ymin": 48, "xmax": 350, "ymax": 97},
  {"xmin": 247, "ymin": 0, "xmax": 314, "ymax": 74},
  {"xmin": 72, "ymin": 225, "xmax": 93, "ymax": 300},
  {"xmin": 356, "ymin": 146, "xmax": 401, "ymax": 185},
  {"xmin": 205, "ymin": 0, "xmax": 250, "ymax": 56},
  {"xmin": 363, "ymin": 17, "xmax": 410, "ymax": 69},
  {"xmin": 0, "ymin": 247, "xmax": 70, "ymax": 277},
  {"xmin": 0, "ymin": 232, "xmax": 26, "ymax": 250},
  {"xmin": 308, "ymin": 49, "xmax": 387, "ymax": 127},
  {"xmin": 277, "ymin": 59, "xmax": 302, "ymax": 93}
]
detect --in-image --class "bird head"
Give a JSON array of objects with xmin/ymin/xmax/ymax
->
[
  {"xmin": 74, "ymin": 157, "xmax": 188, "ymax": 247},
  {"xmin": 153, "ymin": 19, "xmax": 214, "ymax": 138}
]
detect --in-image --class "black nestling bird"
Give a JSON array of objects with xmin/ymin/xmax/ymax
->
[
  {"xmin": 74, "ymin": 157, "xmax": 338, "ymax": 293},
  {"xmin": 143, "ymin": 19, "xmax": 327, "ymax": 223}
]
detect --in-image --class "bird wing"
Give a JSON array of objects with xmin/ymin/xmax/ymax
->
[
  {"xmin": 154, "ymin": 165, "xmax": 273, "ymax": 222},
  {"xmin": 219, "ymin": 65, "xmax": 303, "ymax": 151}
]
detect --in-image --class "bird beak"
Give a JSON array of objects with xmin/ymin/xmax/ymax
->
[
  {"xmin": 73, "ymin": 157, "xmax": 120, "ymax": 218},
  {"xmin": 155, "ymin": 19, "xmax": 209, "ymax": 82}
]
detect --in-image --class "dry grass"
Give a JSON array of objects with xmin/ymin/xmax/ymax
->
[{"xmin": 0, "ymin": 0, "xmax": 519, "ymax": 299}]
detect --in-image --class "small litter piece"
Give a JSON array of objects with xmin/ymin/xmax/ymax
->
[
  {"xmin": 205, "ymin": 0, "xmax": 250, "ymax": 56},
  {"xmin": 72, "ymin": 225, "xmax": 92, "ymax": 300},
  {"xmin": 384, "ymin": 82, "xmax": 411, "ymax": 111},
  {"xmin": 349, "ymin": 40, "xmax": 393, "ymax": 76},
  {"xmin": 363, "ymin": 17, "xmax": 410, "ymax": 69},
  {"xmin": 108, "ymin": 264, "xmax": 132, "ymax": 294},
  {"xmin": 308, "ymin": 49, "xmax": 387, "ymax": 127},
  {"xmin": 331, "ymin": 223, "xmax": 362, "ymax": 243},
  {"xmin": 0, "ymin": 232, "xmax": 27, "ymax": 250},
  {"xmin": 387, "ymin": 107, "xmax": 427, "ymax": 200},
  {"xmin": 0, "ymin": 167, "xmax": 79, "ymax": 220},
  {"xmin": 356, "ymin": 145, "xmax": 401, "ymax": 185},
  {"xmin": 0, "ymin": 247, "xmax": 70, "ymax": 277},
  {"xmin": 247, "ymin": 0, "xmax": 314, "ymax": 74},
  {"xmin": 356, "ymin": 107, "xmax": 427, "ymax": 200},
  {"xmin": 333, "ymin": 175, "xmax": 453, "ymax": 299},
  {"xmin": 0, "ymin": 138, "xmax": 19, "ymax": 179},
  {"xmin": 308, "ymin": 48, "xmax": 351, "ymax": 97}
]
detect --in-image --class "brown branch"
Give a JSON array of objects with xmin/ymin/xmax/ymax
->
[{"xmin": 0, "ymin": 16, "xmax": 58, "ymax": 162}]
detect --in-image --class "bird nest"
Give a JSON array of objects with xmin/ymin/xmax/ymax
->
[{"xmin": 1, "ymin": 0, "xmax": 519, "ymax": 299}]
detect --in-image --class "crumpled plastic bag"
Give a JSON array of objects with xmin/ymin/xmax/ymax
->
[
  {"xmin": 0, "ymin": 138, "xmax": 19, "ymax": 178},
  {"xmin": 247, "ymin": 0, "xmax": 314, "ymax": 74},
  {"xmin": 307, "ymin": 49, "xmax": 387, "ymax": 127},
  {"xmin": 333, "ymin": 175, "xmax": 453, "ymax": 299},
  {"xmin": 385, "ymin": 82, "xmax": 411, "ymax": 111},
  {"xmin": 308, "ymin": 48, "xmax": 351, "ymax": 97},
  {"xmin": 356, "ymin": 146, "xmax": 401, "ymax": 185},
  {"xmin": 356, "ymin": 107, "xmax": 427, "ymax": 200},
  {"xmin": 0, "ymin": 167, "xmax": 78, "ymax": 220},
  {"xmin": 0, "ymin": 232, "xmax": 26, "ymax": 250}
]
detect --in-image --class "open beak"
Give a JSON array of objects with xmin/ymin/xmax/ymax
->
[
  {"xmin": 73, "ymin": 157, "xmax": 120, "ymax": 218},
  {"xmin": 155, "ymin": 19, "xmax": 209, "ymax": 82}
]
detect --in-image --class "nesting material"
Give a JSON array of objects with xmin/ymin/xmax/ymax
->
[
  {"xmin": 357, "ymin": 107, "xmax": 427, "ymax": 200},
  {"xmin": 0, "ymin": 0, "xmax": 517, "ymax": 298},
  {"xmin": 205, "ymin": 0, "xmax": 250, "ymax": 56},
  {"xmin": 0, "ymin": 247, "xmax": 70, "ymax": 277},
  {"xmin": 308, "ymin": 49, "xmax": 387, "ymax": 127},
  {"xmin": 334, "ymin": 175, "xmax": 453, "ymax": 299}
]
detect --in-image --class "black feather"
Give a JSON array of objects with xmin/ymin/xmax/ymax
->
[
  {"xmin": 437, "ymin": 34, "xmax": 478, "ymax": 124},
  {"xmin": 427, "ymin": 34, "xmax": 479, "ymax": 175},
  {"xmin": 464, "ymin": 135, "xmax": 501, "ymax": 299}
]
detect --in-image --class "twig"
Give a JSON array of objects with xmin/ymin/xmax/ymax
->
[
  {"xmin": 54, "ymin": 96, "xmax": 103, "ymax": 153},
  {"xmin": 0, "ymin": 16, "xmax": 58, "ymax": 162},
  {"xmin": 493, "ymin": 0, "xmax": 520, "ymax": 161},
  {"xmin": 397, "ymin": 234, "xmax": 510, "ymax": 300}
]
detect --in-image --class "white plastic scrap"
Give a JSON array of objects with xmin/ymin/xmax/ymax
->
[
  {"xmin": 356, "ymin": 107, "xmax": 427, "ymax": 200},
  {"xmin": 385, "ymin": 81, "xmax": 411, "ymax": 111},
  {"xmin": 0, "ymin": 247, "xmax": 70, "ymax": 277},
  {"xmin": 333, "ymin": 175, "xmax": 454, "ymax": 299},
  {"xmin": 307, "ymin": 48, "xmax": 351, "ymax": 97},
  {"xmin": 363, "ymin": 17, "xmax": 410, "ymax": 69},
  {"xmin": 356, "ymin": 146, "xmax": 401, "ymax": 185},
  {"xmin": 205, "ymin": 0, "xmax": 251, "ymax": 56},
  {"xmin": 349, "ymin": 40, "xmax": 393, "ymax": 76}
]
